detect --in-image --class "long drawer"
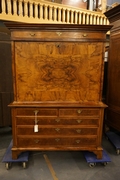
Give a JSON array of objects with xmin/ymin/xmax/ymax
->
[
  {"xmin": 16, "ymin": 117, "xmax": 99, "ymax": 126},
  {"xmin": 17, "ymin": 126, "xmax": 98, "ymax": 135},
  {"xmin": 12, "ymin": 31, "xmax": 105, "ymax": 41},
  {"xmin": 17, "ymin": 137, "xmax": 97, "ymax": 147}
]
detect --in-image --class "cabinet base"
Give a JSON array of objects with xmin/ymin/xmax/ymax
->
[{"xmin": 11, "ymin": 147, "xmax": 103, "ymax": 160}]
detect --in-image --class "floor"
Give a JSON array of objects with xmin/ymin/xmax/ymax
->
[{"xmin": 0, "ymin": 127, "xmax": 120, "ymax": 180}]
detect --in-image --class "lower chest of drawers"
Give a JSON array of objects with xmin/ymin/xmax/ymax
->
[{"xmin": 13, "ymin": 107, "xmax": 101, "ymax": 148}]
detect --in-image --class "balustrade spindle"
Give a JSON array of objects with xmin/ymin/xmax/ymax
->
[
  {"xmin": 44, "ymin": 5, "xmax": 48, "ymax": 20},
  {"xmin": 82, "ymin": 13, "xmax": 85, "ymax": 24},
  {"xmin": 7, "ymin": 0, "xmax": 12, "ymax": 15},
  {"xmin": 93, "ymin": 15, "xmax": 96, "ymax": 25},
  {"xmin": 78, "ymin": 12, "xmax": 81, "ymax": 24},
  {"xmin": 1, "ymin": 0, "xmax": 6, "ymax": 14},
  {"xmin": 66, "ymin": 10, "xmax": 69, "ymax": 24},
  {"xmin": 62, "ymin": 9, "xmax": 65, "ymax": 23},
  {"xmin": 75, "ymin": 11, "xmax": 77, "ymax": 24},
  {"xmin": 53, "ymin": 7, "xmax": 57, "ymax": 21},
  {"xmin": 19, "ymin": 0, "xmax": 23, "ymax": 16},
  {"xmin": 90, "ymin": 14, "xmax": 92, "ymax": 24},
  {"xmin": 24, "ymin": 1, "xmax": 28, "ymax": 17},
  {"xmin": 97, "ymin": 16, "xmax": 99, "ymax": 25},
  {"xmin": 30, "ymin": 3, "xmax": 33, "ymax": 18},
  {"xmin": 70, "ymin": 10, "xmax": 73, "ymax": 24},
  {"xmin": 40, "ymin": 4, "xmax": 43, "ymax": 20},
  {"xmin": 49, "ymin": 6, "xmax": 52, "ymax": 21},
  {"xmin": 103, "ymin": 17, "xmax": 106, "ymax": 25},
  {"xmin": 13, "ymin": 0, "xmax": 17, "ymax": 15},
  {"xmin": 100, "ymin": 17, "xmax": 103, "ymax": 25},
  {"xmin": 35, "ymin": 3, "xmax": 38, "ymax": 18},
  {"xmin": 86, "ymin": 14, "xmax": 89, "ymax": 24},
  {"xmin": 58, "ymin": 8, "xmax": 61, "ymax": 22}
]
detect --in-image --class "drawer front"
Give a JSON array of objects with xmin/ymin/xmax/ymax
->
[
  {"xmin": 17, "ymin": 137, "xmax": 97, "ymax": 147},
  {"xmin": 12, "ymin": 31, "xmax": 105, "ymax": 41},
  {"xmin": 16, "ymin": 117, "xmax": 99, "ymax": 126},
  {"xmin": 16, "ymin": 108, "xmax": 58, "ymax": 116},
  {"xmin": 17, "ymin": 126, "xmax": 98, "ymax": 135},
  {"xmin": 59, "ymin": 108, "xmax": 100, "ymax": 117}
]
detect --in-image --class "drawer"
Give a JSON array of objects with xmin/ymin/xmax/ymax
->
[
  {"xmin": 17, "ymin": 137, "xmax": 97, "ymax": 147},
  {"xmin": 16, "ymin": 117, "xmax": 99, "ymax": 126},
  {"xmin": 59, "ymin": 108, "xmax": 100, "ymax": 117},
  {"xmin": 12, "ymin": 31, "xmax": 105, "ymax": 41},
  {"xmin": 16, "ymin": 108, "xmax": 58, "ymax": 116},
  {"xmin": 17, "ymin": 126, "xmax": 98, "ymax": 135}
]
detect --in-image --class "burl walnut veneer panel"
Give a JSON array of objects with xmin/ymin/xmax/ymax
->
[{"xmin": 15, "ymin": 42, "xmax": 103, "ymax": 102}]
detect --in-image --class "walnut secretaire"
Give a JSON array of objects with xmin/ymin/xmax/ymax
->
[{"xmin": 5, "ymin": 23, "xmax": 111, "ymax": 159}]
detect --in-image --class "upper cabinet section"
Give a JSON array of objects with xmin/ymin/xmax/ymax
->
[{"xmin": 5, "ymin": 23, "xmax": 112, "ymax": 103}]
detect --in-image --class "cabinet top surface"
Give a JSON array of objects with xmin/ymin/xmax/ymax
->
[
  {"xmin": 9, "ymin": 101, "xmax": 107, "ymax": 108},
  {"xmin": 4, "ymin": 22, "xmax": 112, "ymax": 33}
]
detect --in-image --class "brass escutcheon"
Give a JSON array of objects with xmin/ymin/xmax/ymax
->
[
  {"xmin": 76, "ymin": 119, "xmax": 82, "ymax": 123},
  {"xmin": 34, "ymin": 119, "xmax": 39, "ymax": 124},
  {"xmin": 55, "ymin": 118, "xmax": 60, "ymax": 123},
  {"xmin": 76, "ymin": 140, "xmax": 81, "ymax": 144},
  {"xmin": 82, "ymin": 33, "xmax": 87, "ymax": 37},
  {"xmin": 55, "ymin": 138, "xmax": 60, "ymax": 142},
  {"xmin": 34, "ymin": 139, "xmax": 39, "ymax": 143},
  {"xmin": 56, "ymin": 32, "xmax": 62, "ymax": 36},
  {"xmin": 76, "ymin": 129, "xmax": 81, "ymax": 133},
  {"xmin": 77, "ymin": 109, "xmax": 82, "ymax": 114},
  {"xmin": 55, "ymin": 128, "xmax": 60, "ymax": 132}
]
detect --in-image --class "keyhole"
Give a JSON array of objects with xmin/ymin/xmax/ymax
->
[{"xmin": 56, "ymin": 44, "xmax": 61, "ymax": 48}]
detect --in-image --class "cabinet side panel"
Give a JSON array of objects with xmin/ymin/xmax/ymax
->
[{"xmin": 107, "ymin": 37, "xmax": 120, "ymax": 108}]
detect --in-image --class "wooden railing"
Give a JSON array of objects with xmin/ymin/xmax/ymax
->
[{"xmin": 0, "ymin": 0, "xmax": 109, "ymax": 25}]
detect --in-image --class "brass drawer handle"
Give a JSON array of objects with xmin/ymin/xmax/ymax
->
[
  {"xmin": 30, "ymin": 33, "xmax": 35, "ymax": 36},
  {"xmin": 82, "ymin": 33, "xmax": 87, "ymax": 37},
  {"xmin": 77, "ymin": 109, "xmax": 82, "ymax": 114},
  {"xmin": 76, "ymin": 140, "xmax": 81, "ymax": 144},
  {"xmin": 55, "ymin": 118, "xmax": 60, "ymax": 123},
  {"xmin": 56, "ymin": 32, "xmax": 62, "ymax": 36},
  {"xmin": 76, "ymin": 119, "xmax": 82, "ymax": 123},
  {"xmin": 55, "ymin": 138, "xmax": 60, "ymax": 142},
  {"xmin": 76, "ymin": 129, "xmax": 81, "ymax": 133},
  {"xmin": 34, "ymin": 139, "xmax": 39, "ymax": 143},
  {"xmin": 55, "ymin": 128, "xmax": 60, "ymax": 132}
]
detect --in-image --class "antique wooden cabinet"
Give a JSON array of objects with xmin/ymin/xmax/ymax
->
[
  {"xmin": 104, "ymin": 5, "xmax": 120, "ymax": 131},
  {"xmin": 5, "ymin": 23, "xmax": 111, "ymax": 159}
]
